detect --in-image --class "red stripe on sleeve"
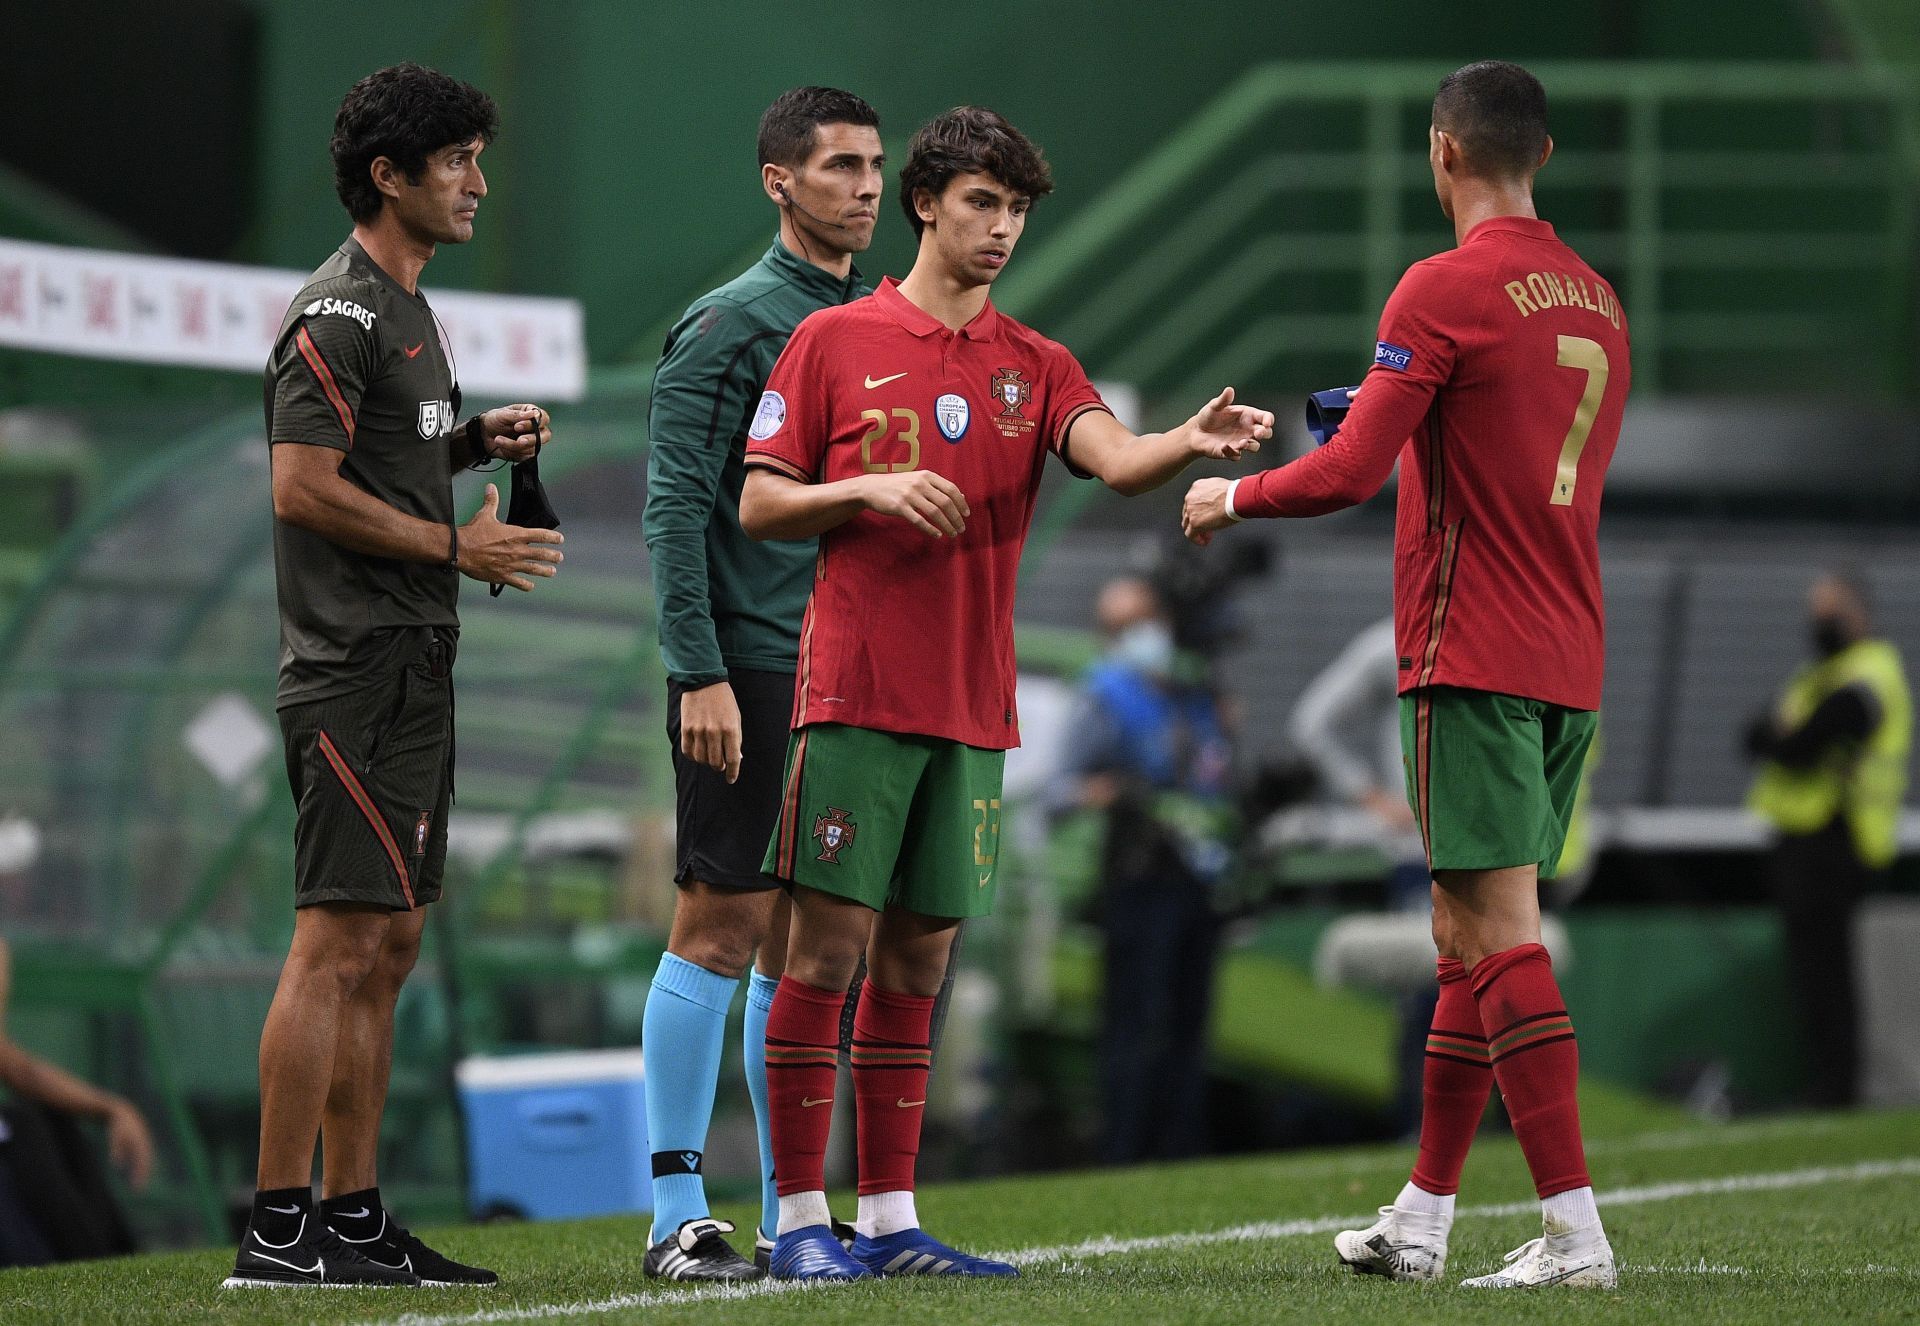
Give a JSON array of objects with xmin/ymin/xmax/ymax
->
[{"xmin": 296, "ymin": 326, "xmax": 357, "ymax": 446}]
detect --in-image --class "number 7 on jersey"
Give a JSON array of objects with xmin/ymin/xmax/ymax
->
[{"xmin": 1550, "ymin": 335, "xmax": 1609, "ymax": 507}]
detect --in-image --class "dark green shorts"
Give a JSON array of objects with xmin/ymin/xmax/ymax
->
[
  {"xmin": 1400, "ymin": 686, "xmax": 1597, "ymax": 877},
  {"xmin": 279, "ymin": 630, "xmax": 455, "ymax": 911},
  {"xmin": 763, "ymin": 723, "xmax": 1005, "ymax": 919}
]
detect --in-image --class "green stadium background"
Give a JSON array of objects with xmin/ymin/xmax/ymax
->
[{"xmin": 0, "ymin": 0, "xmax": 1915, "ymax": 1250}]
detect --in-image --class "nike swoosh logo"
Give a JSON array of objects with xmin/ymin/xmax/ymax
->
[
  {"xmin": 336, "ymin": 1206, "xmax": 371, "ymax": 1219},
  {"xmin": 266, "ymin": 1204, "xmax": 301, "ymax": 1215},
  {"xmin": 978, "ymin": 872, "xmax": 993, "ymax": 887},
  {"xmin": 895, "ymin": 1099, "xmax": 925, "ymax": 1109},
  {"xmin": 249, "ymin": 1249, "xmax": 323, "ymax": 1276},
  {"xmin": 364, "ymin": 1253, "xmax": 412, "ymax": 1273},
  {"xmin": 864, "ymin": 373, "xmax": 907, "ymax": 389},
  {"xmin": 801, "ymin": 1097, "xmax": 833, "ymax": 1108},
  {"xmin": 404, "ymin": 342, "xmax": 425, "ymax": 358}
]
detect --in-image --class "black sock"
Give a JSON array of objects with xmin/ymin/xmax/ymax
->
[
  {"xmin": 320, "ymin": 1187, "xmax": 385, "ymax": 1240},
  {"xmin": 249, "ymin": 1186, "xmax": 313, "ymax": 1243}
]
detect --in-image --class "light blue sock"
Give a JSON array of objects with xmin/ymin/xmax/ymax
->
[
  {"xmin": 642, "ymin": 952, "xmax": 739, "ymax": 1244},
  {"xmin": 742, "ymin": 970, "xmax": 781, "ymax": 1241}
]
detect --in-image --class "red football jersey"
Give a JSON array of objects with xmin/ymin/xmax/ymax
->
[
  {"xmin": 1237, "ymin": 217, "xmax": 1630, "ymax": 710},
  {"xmin": 745, "ymin": 278, "xmax": 1108, "ymax": 748}
]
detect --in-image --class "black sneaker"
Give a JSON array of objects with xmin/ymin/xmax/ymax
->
[
  {"xmin": 329, "ymin": 1208, "xmax": 499, "ymax": 1287},
  {"xmin": 753, "ymin": 1218, "xmax": 857, "ymax": 1274},
  {"xmin": 223, "ymin": 1213, "xmax": 420, "ymax": 1288},
  {"xmin": 644, "ymin": 1218, "xmax": 761, "ymax": 1282}
]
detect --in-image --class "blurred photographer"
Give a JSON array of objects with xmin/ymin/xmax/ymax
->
[{"xmin": 1062, "ymin": 576, "xmax": 1237, "ymax": 1162}]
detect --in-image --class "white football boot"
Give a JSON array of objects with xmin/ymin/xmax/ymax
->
[
  {"xmin": 1333, "ymin": 1206, "xmax": 1450, "ymax": 1282},
  {"xmin": 1460, "ymin": 1229, "xmax": 1617, "ymax": 1289}
]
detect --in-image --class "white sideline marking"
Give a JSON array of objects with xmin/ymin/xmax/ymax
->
[
  {"xmin": 1584, "ymin": 1115, "xmax": 1843, "ymax": 1156},
  {"xmin": 372, "ymin": 1157, "xmax": 1920, "ymax": 1326}
]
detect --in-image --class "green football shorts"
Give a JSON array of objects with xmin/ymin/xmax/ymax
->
[
  {"xmin": 762, "ymin": 723, "xmax": 1006, "ymax": 918},
  {"xmin": 1400, "ymin": 686, "xmax": 1598, "ymax": 877}
]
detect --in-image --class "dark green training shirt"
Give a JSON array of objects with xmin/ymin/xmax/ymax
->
[
  {"xmin": 265, "ymin": 237, "xmax": 461, "ymax": 708},
  {"xmin": 643, "ymin": 242, "xmax": 867, "ymax": 686}
]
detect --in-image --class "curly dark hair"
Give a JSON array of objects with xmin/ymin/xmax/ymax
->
[
  {"xmin": 1433, "ymin": 61, "xmax": 1548, "ymax": 179},
  {"xmin": 897, "ymin": 107, "xmax": 1053, "ymax": 238},
  {"xmin": 330, "ymin": 63, "xmax": 499, "ymax": 223},
  {"xmin": 757, "ymin": 86, "xmax": 880, "ymax": 169}
]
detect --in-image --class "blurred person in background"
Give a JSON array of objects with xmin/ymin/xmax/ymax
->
[
  {"xmin": 235, "ymin": 63, "xmax": 560, "ymax": 1291},
  {"xmin": 0, "ymin": 938, "xmax": 150, "ymax": 1267},
  {"xmin": 640, "ymin": 86, "xmax": 883, "ymax": 1281},
  {"xmin": 1064, "ymin": 576, "xmax": 1236, "ymax": 1164},
  {"xmin": 1291, "ymin": 616, "xmax": 1420, "ymax": 851},
  {"xmin": 1289, "ymin": 615, "xmax": 1433, "ymax": 1134},
  {"xmin": 1185, "ymin": 60, "xmax": 1628, "ymax": 1289},
  {"xmin": 1745, "ymin": 571, "xmax": 1911, "ymax": 1108}
]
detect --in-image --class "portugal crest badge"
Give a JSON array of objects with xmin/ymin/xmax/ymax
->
[
  {"xmin": 988, "ymin": 368, "xmax": 1036, "ymax": 438},
  {"xmin": 989, "ymin": 368, "xmax": 1031, "ymax": 417},
  {"xmin": 813, "ymin": 806, "xmax": 858, "ymax": 864}
]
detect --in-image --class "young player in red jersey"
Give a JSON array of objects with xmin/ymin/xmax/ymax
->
[
  {"xmin": 739, "ymin": 106, "xmax": 1273, "ymax": 1281},
  {"xmin": 1186, "ymin": 61, "xmax": 1629, "ymax": 1290}
]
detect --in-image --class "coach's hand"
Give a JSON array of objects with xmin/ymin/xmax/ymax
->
[
  {"xmin": 682, "ymin": 681, "xmax": 744, "ymax": 784},
  {"xmin": 1181, "ymin": 477, "xmax": 1235, "ymax": 546},
  {"xmin": 456, "ymin": 483, "xmax": 565, "ymax": 590},
  {"xmin": 860, "ymin": 470, "xmax": 971, "ymax": 538},
  {"xmin": 1186, "ymin": 386, "xmax": 1272, "ymax": 462},
  {"xmin": 477, "ymin": 404, "xmax": 552, "ymax": 463}
]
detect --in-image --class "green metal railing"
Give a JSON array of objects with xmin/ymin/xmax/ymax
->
[{"xmin": 993, "ymin": 61, "xmax": 1920, "ymax": 401}]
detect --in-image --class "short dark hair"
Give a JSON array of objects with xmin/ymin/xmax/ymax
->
[
  {"xmin": 898, "ymin": 106, "xmax": 1054, "ymax": 238},
  {"xmin": 330, "ymin": 63, "xmax": 499, "ymax": 223},
  {"xmin": 1433, "ymin": 61, "xmax": 1549, "ymax": 179},
  {"xmin": 756, "ymin": 86, "xmax": 880, "ymax": 170}
]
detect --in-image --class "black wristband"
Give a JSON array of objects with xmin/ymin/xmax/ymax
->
[
  {"xmin": 447, "ymin": 522, "xmax": 459, "ymax": 571},
  {"xmin": 465, "ymin": 414, "xmax": 489, "ymax": 466}
]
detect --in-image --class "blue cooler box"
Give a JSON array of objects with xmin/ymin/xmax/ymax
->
[{"xmin": 457, "ymin": 1049, "xmax": 651, "ymax": 1221}]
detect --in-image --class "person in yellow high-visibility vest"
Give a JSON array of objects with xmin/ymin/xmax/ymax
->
[{"xmin": 1746, "ymin": 571, "xmax": 1912, "ymax": 1107}]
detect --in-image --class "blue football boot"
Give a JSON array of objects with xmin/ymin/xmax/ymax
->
[
  {"xmin": 768, "ymin": 1224, "xmax": 873, "ymax": 1281},
  {"xmin": 851, "ymin": 1228, "xmax": 1019, "ymax": 1277}
]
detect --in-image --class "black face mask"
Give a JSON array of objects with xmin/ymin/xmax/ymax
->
[
  {"xmin": 1812, "ymin": 616, "xmax": 1851, "ymax": 659},
  {"xmin": 488, "ymin": 453, "xmax": 561, "ymax": 598}
]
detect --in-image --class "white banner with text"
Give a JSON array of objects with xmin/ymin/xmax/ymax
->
[{"xmin": 0, "ymin": 237, "xmax": 586, "ymax": 400}]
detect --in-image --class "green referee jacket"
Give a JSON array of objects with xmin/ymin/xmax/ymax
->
[{"xmin": 643, "ymin": 242, "xmax": 867, "ymax": 686}]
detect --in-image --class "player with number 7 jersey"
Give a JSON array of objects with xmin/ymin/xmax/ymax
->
[
  {"xmin": 1184, "ymin": 61, "xmax": 1630, "ymax": 1291},
  {"xmin": 1219, "ymin": 219, "xmax": 1628, "ymax": 714}
]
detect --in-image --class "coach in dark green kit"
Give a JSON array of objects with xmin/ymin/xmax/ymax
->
[
  {"xmin": 637, "ymin": 87, "xmax": 883, "ymax": 1280},
  {"xmin": 228, "ymin": 64, "xmax": 562, "ymax": 1291}
]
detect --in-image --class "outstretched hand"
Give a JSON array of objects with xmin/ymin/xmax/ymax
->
[
  {"xmin": 457, "ymin": 483, "xmax": 565, "ymax": 591},
  {"xmin": 1188, "ymin": 386, "xmax": 1273, "ymax": 461}
]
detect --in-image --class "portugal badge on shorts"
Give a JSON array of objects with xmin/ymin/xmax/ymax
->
[
  {"xmin": 935, "ymin": 392, "xmax": 969, "ymax": 442},
  {"xmin": 813, "ymin": 806, "xmax": 857, "ymax": 864}
]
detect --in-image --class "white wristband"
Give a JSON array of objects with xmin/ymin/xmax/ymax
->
[{"xmin": 1224, "ymin": 477, "xmax": 1246, "ymax": 522}]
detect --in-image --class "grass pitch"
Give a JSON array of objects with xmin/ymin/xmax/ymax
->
[{"xmin": 3, "ymin": 1109, "xmax": 1915, "ymax": 1324}]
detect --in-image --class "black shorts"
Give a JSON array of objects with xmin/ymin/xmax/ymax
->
[
  {"xmin": 280, "ymin": 629, "xmax": 456, "ymax": 911},
  {"xmin": 666, "ymin": 668, "xmax": 795, "ymax": 891}
]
